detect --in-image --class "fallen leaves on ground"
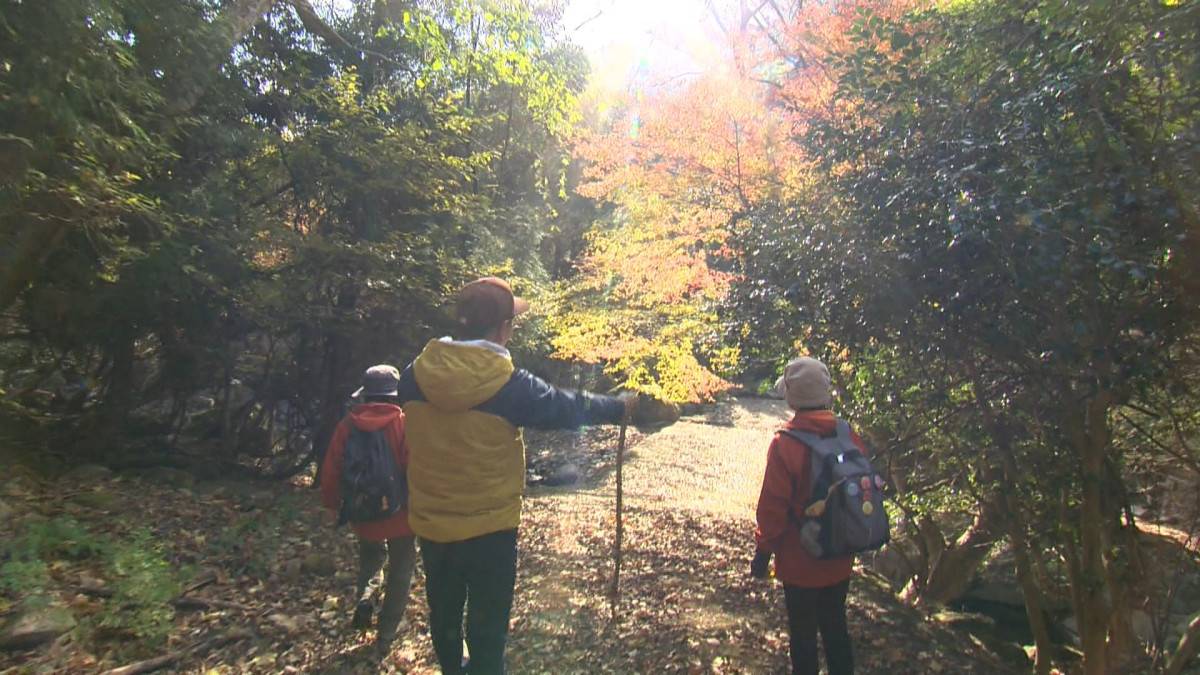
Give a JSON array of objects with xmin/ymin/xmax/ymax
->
[{"xmin": 2, "ymin": 399, "xmax": 1020, "ymax": 673}]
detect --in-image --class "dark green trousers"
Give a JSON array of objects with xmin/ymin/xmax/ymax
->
[
  {"xmin": 419, "ymin": 529, "xmax": 519, "ymax": 675},
  {"xmin": 356, "ymin": 535, "xmax": 417, "ymax": 643}
]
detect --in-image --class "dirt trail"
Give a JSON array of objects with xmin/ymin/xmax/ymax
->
[
  {"xmin": 508, "ymin": 397, "xmax": 792, "ymax": 673},
  {"xmin": 527, "ymin": 396, "xmax": 787, "ymax": 520},
  {"xmin": 609, "ymin": 397, "xmax": 788, "ymax": 518},
  {"xmin": 518, "ymin": 396, "xmax": 787, "ymax": 576}
]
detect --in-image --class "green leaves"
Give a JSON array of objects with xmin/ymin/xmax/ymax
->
[{"xmin": 0, "ymin": 0, "xmax": 591, "ymax": 474}]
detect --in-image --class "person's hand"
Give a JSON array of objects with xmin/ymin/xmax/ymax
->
[
  {"xmin": 749, "ymin": 550, "xmax": 773, "ymax": 579},
  {"xmin": 629, "ymin": 395, "xmax": 680, "ymax": 431},
  {"xmin": 618, "ymin": 392, "xmax": 638, "ymax": 421}
]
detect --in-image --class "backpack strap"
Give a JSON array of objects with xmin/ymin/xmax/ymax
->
[{"xmin": 779, "ymin": 419, "xmax": 854, "ymax": 458}]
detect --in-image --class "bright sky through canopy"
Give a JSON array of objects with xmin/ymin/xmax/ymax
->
[{"xmin": 562, "ymin": 0, "xmax": 723, "ymax": 93}]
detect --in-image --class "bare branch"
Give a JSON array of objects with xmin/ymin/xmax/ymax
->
[
  {"xmin": 285, "ymin": 0, "xmax": 358, "ymax": 54},
  {"xmin": 707, "ymin": 0, "xmax": 730, "ymax": 35},
  {"xmin": 573, "ymin": 9, "xmax": 604, "ymax": 32}
]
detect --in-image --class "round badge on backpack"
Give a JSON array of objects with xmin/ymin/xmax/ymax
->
[{"xmin": 862, "ymin": 501, "xmax": 874, "ymax": 516}]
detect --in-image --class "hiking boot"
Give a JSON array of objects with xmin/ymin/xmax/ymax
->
[
  {"xmin": 351, "ymin": 598, "xmax": 374, "ymax": 631},
  {"xmin": 373, "ymin": 636, "xmax": 393, "ymax": 660}
]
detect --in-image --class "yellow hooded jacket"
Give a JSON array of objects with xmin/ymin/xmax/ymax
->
[{"xmin": 395, "ymin": 338, "xmax": 625, "ymax": 543}]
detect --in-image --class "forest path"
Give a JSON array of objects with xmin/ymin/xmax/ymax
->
[
  {"xmin": 510, "ymin": 397, "xmax": 788, "ymax": 673},
  {"xmin": 0, "ymin": 398, "xmax": 1021, "ymax": 675},
  {"xmin": 598, "ymin": 396, "xmax": 785, "ymax": 518},
  {"xmin": 527, "ymin": 395, "xmax": 787, "ymax": 524}
]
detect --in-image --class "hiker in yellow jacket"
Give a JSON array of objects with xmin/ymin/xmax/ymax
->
[{"xmin": 393, "ymin": 277, "xmax": 634, "ymax": 674}]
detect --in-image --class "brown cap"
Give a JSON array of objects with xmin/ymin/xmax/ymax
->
[{"xmin": 455, "ymin": 277, "xmax": 529, "ymax": 333}]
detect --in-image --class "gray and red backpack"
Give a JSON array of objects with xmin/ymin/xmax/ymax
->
[{"xmin": 783, "ymin": 419, "xmax": 890, "ymax": 559}]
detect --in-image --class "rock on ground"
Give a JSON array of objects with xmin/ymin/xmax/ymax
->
[{"xmin": 0, "ymin": 606, "xmax": 76, "ymax": 651}]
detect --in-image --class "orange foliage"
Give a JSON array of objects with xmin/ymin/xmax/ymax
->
[
  {"xmin": 555, "ymin": 0, "xmax": 923, "ymax": 401},
  {"xmin": 571, "ymin": 64, "xmax": 803, "ymax": 306},
  {"xmin": 749, "ymin": 0, "xmax": 923, "ymax": 123}
]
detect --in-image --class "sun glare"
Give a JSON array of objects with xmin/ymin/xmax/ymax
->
[{"xmin": 562, "ymin": 0, "xmax": 725, "ymax": 93}]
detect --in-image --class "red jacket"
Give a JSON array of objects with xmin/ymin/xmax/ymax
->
[
  {"xmin": 320, "ymin": 402, "xmax": 414, "ymax": 541},
  {"xmin": 755, "ymin": 410, "xmax": 860, "ymax": 588}
]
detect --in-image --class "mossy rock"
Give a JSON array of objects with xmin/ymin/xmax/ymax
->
[
  {"xmin": 300, "ymin": 552, "xmax": 338, "ymax": 578},
  {"xmin": 63, "ymin": 464, "xmax": 114, "ymax": 484},
  {"xmin": 0, "ymin": 605, "xmax": 76, "ymax": 651},
  {"xmin": 631, "ymin": 396, "xmax": 681, "ymax": 430}
]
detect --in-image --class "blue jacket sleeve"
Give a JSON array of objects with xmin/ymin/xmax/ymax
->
[
  {"xmin": 395, "ymin": 363, "xmax": 425, "ymax": 406},
  {"xmin": 480, "ymin": 370, "xmax": 625, "ymax": 430}
]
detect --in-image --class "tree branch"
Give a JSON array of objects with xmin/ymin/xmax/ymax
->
[
  {"xmin": 285, "ymin": 0, "xmax": 358, "ymax": 54},
  {"xmin": 165, "ymin": 0, "xmax": 276, "ymax": 115},
  {"xmin": 284, "ymin": 0, "xmax": 409, "ymax": 70},
  {"xmin": 1165, "ymin": 611, "xmax": 1200, "ymax": 675},
  {"xmin": 706, "ymin": 0, "xmax": 730, "ymax": 35}
]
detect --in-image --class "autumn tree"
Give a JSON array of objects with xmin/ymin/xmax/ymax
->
[{"xmin": 557, "ymin": 29, "xmax": 798, "ymax": 401}]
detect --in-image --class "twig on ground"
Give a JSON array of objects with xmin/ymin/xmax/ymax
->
[
  {"xmin": 78, "ymin": 571, "xmax": 222, "ymax": 604},
  {"xmin": 173, "ymin": 596, "xmax": 252, "ymax": 612},
  {"xmin": 100, "ymin": 627, "xmax": 253, "ymax": 675},
  {"xmin": 178, "ymin": 571, "xmax": 218, "ymax": 596}
]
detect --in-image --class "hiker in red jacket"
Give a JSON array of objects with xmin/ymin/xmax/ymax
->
[
  {"xmin": 752, "ymin": 356, "xmax": 861, "ymax": 675},
  {"xmin": 320, "ymin": 365, "xmax": 415, "ymax": 656}
]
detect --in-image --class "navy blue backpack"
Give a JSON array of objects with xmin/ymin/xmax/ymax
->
[{"xmin": 337, "ymin": 422, "xmax": 407, "ymax": 525}]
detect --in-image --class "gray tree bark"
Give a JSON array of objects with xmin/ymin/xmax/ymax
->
[{"xmin": 165, "ymin": 0, "xmax": 277, "ymax": 115}]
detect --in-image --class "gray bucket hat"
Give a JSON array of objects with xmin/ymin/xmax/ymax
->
[
  {"xmin": 352, "ymin": 364, "xmax": 401, "ymax": 398},
  {"xmin": 775, "ymin": 357, "xmax": 832, "ymax": 410}
]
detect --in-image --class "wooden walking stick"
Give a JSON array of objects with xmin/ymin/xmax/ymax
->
[{"xmin": 609, "ymin": 420, "xmax": 627, "ymax": 620}]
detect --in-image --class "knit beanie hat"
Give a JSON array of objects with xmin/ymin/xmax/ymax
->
[{"xmin": 775, "ymin": 357, "xmax": 832, "ymax": 410}]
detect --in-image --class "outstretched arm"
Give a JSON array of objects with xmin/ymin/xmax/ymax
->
[{"xmin": 487, "ymin": 370, "xmax": 626, "ymax": 430}]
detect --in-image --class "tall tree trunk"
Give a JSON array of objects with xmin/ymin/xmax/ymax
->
[
  {"xmin": 1102, "ymin": 456, "xmax": 1148, "ymax": 673},
  {"xmin": 967, "ymin": 363, "xmax": 1056, "ymax": 671},
  {"xmin": 1067, "ymin": 390, "xmax": 1116, "ymax": 675},
  {"xmin": 1011, "ymin": 509, "xmax": 1055, "ymax": 673},
  {"xmin": 92, "ymin": 332, "xmax": 137, "ymax": 457},
  {"xmin": 217, "ymin": 348, "xmax": 237, "ymax": 459},
  {"xmin": 312, "ymin": 283, "xmax": 358, "ymax": 487},
  {"xmin": 0, "ymin": 208, "xmax": 72, "ymax": 316},
  {"xmin": 900, "ymin": 515, "xmax": 944, "ymax": 602}
]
